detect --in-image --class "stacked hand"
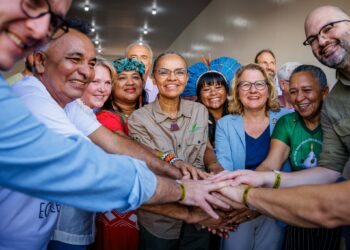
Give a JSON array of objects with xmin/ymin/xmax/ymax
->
[
  {"xmin": 173, "ymin": 160, "xmax": 211, "ymax": 180},
  {"xmin": 177, "ymin": 168, "xmax": 267, "ymax": 233},
  {"xmin": 211, "ymin": 169, "xmax": 270, "ymax": 187},
  {"xmin": 180, "ymin": 178, "xmax": 231, "ymax": 219}
]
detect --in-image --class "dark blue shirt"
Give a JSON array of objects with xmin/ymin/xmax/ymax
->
[{"xmin": 245, "ymin": 125, "xmax": 270, "ymax": 170}]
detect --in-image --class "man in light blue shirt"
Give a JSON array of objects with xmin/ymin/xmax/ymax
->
[{"xmin": 0, "ymin": 0, "xmax": 228, "ymax": 219}]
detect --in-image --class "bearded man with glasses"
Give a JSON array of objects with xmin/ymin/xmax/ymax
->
[{"xmin": 208, "ymin": 5, "xmax": 350, "ymax": 237}]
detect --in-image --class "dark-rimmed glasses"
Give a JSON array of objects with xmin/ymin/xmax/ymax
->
[
  {"xmin": 238, "ymin": 80, "xmax": 267, "ymax": 91},
  {"xmin": 157, "ymin": 68, "xmax": 188, "ymax": 79},
  {"xmin": 21, "ymin": 0, "xmax": 69, "ymax": 40},
  {"xmin": 303, "ymin": 19, "xmax": 350, "ymax": 46}
]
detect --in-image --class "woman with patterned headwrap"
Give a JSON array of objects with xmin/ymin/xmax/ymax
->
[{"xmin": 94, "ymin": 57, "xmax": 146, "ymax": 250}]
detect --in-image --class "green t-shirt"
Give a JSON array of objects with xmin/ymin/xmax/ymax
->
[{"xmin": 272, "ymin": 112, "xmax": 323, "ymax": 171}]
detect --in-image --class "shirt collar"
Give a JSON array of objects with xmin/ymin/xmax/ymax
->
[
  {"xmin": 153, "ymin": 98, "xmax": 191, "ymax": 123},
  {"xmin": 337, "ymin": 70, "xmax": 350, "ymax": 86}
]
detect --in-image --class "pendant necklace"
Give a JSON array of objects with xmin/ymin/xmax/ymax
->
[{"xmin": 170, "ymin": 119, "xmax": 180, "ymax": 131}]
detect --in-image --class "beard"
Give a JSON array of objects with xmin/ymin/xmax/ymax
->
[{"xmin": 315, "ymin": 37, "xmax": 350, "ymax": 69}]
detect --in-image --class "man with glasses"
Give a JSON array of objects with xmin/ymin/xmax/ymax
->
[
  {"xmin": 212, "ymin": 5, "xmax": 350, "ymax": 229},
  {"xmin": 0, "ymin": 0, "xmax": 228, "ymax": 233}
]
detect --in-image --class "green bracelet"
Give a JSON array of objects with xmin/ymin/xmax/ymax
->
[
  {"xmin": 273, "ymin": 170, "xmax": 281, "ymax": 189},
  {"xmin": 242, "ymin": 186, "xmax": 252, "ymax": 207},
  {"xmin": 176, "ymin": 180, "xmax": 186, "ymax": 201}
]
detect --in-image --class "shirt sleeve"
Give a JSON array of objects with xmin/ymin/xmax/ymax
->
[
  {"xmin": 0, "ymin": 78, "xmax": 156, "ymax": 212},
  {"xmin": 318, "ymin": 108, "xmax": 348, "ymax": 172},
  {"xmin": 128, "ymin": 110, "xmax": 152, "ymax": 146},
  {"xmin": 271, "ymin": 115, "xmax": 290, "ymax": 145},
  {"xmin": 96, "ymin": 111, "xmax": 125, "ymax": 133},
  {"xmin": 65, "ymin": 100, "xmax": 101, "ymax": 136},
  {"xmin": 215, "ymin": 118, "xmax": 234, "ymax": 171}
]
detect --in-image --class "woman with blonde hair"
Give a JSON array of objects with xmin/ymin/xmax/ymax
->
[
  {"xmin": 215, "ymin": 63, "xmax": 290, "ymax": 250},
  {"xmin": 80, "ymin": 56, "xmax": 115, "ymax": 112}
]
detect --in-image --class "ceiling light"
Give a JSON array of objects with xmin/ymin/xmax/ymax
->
[
  {"xmin": 84, "ymin": 3, "xmax": 90, "ymax": 12},
  {"xmin": 91, "ymin": 27, "xmax": 95, "ymax": 33},
  {"xmin": 97, "ymin": 47, "xmax": 102, "ymax": 53},
  {"xmin": 138, "ymin": 37, "xmax": 143, "ymax": 45},
  {"xmin": 143, "ymin": 28, "xmax": 148, "ymax": 35},
  {"xmin": 151, "ymin": 7, "xmax": 157, "ymax": 15},
  {"xmin": 94, "ymin": 40, "xmax": 99, "ymax": 45}
]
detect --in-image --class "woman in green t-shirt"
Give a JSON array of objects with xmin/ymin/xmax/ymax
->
[{"xmin": 224, "ymin": 65, "xmax": 341, "ymax": 250}]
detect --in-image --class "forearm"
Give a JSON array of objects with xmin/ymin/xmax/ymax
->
[
  {"xmin": 280, "ymin": 166, "xmax": 340, "ymax": 187},
  {"xmin": 253, "ymin": 166, "xmax": 341, "ymax": 188},
  {"xmin": 248, "ymin": 181, "xmax": 350, "ymax": 228},
  {"xmin": 204, "ymin": 142, "xmax": 224, "ymax": 174},
  {"xmin": 145, "ymin": 176, "xmax": 182, "ymax": 205},
  {"xmin": 91, "ymin": 127, "xmax": 182, "ymax": 179},
  {"xmin": 141, "ymin": 203, "xmax": 189, "ymax": 221}
]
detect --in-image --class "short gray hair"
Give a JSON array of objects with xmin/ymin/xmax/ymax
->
[
  {"xmin": 125, "ymin": 42, "xmax": 153, "ymax": 60},
  {"xmin": 278, "ymin": 62, "xmax": 302, "ymax": 80}
]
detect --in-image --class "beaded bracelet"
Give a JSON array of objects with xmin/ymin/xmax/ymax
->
[
  {"xmin": 157, "ymin": 151, "xmax": 178, "ymax": 163},
  {"xmin": 156, "ymin": 150, "xmax": 164, "ymax": 159},
  {"xmin": 169, "ymin": 157, "xmax": 182, "ymax": 166}
]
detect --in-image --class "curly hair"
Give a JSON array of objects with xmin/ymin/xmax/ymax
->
[{"xmin": 228, "ymin": 63, "xmax": 280, "ymax": 114}]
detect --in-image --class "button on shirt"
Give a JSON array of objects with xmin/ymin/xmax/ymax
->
[{"xmin": 128, "ymin": 98, "xmax": 208, "ymax": 239}]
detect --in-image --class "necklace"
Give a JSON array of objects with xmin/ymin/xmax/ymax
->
[{"xmin": 170, "ymin": 119, "xmax": 180, "ymax": 132}]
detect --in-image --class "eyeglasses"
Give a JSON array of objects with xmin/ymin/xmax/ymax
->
[
  {"xmin": 21, "ymin": 0, "xmax": 69, "ymax": 40},
  {"xmin": 303, "ymin": 19, "xmax": 350, "ymax": 46},
  {"xmin": 238, "ymin": 80, "xmax": 267, "ymax": 91},
  {"xmin": 157, "ymin": 68, "xmax": 188, "ymax": 79}
]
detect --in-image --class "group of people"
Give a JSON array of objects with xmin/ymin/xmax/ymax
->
[{"xmin": 1, "ymin": 1, "xmax": 350, "ymax": 250}]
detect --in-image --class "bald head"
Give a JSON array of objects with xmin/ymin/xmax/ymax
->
[
  {"xmin": 304, "ymin": 5, "xmax": 350, "ymax": 70},
  {"xmin": 305, "ymin": 6, "xmax": 349, "ymax": 36}
]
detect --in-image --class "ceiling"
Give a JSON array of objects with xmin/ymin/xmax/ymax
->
[{"xmin": 67, "ymin": 0, "xmax": 212, "ymax": 59}]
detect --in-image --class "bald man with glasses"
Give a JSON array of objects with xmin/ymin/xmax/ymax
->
[{"xmin": 212, "ymin": 5, "xmax": 350, "ymax": 230}]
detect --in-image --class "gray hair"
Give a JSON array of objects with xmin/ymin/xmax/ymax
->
[
  {"xmin": 125, "ymin": 42, "xmax": 153, "ymax": 60},
  {"xmin": 277, "ymin": 62, "xmax": 302, "ymax": 81},
  {"xmin": 291, "ymin": 64, "xmax": 328, "ymax": 89}
]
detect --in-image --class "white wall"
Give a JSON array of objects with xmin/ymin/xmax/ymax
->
[{"xmin": 169, "ymin": 0, "xmax": 350, "ymax": 88}]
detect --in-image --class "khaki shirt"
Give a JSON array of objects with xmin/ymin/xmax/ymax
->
[
  {"xmin": 128, "ymin": 98, "xmax": 208, "ymax": 239},
  {"xmin": 319, "ymin": 72, "xmax": 350, "ymax": 172}
]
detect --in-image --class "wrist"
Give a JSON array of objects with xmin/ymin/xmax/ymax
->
[
  {"xmin": 242, "ymin": 186, "xmax": 257, "ymax": 210},
  {"xmin": 272, "ymin": 170, "xmax": 281, "ymax": 189},
  {"xmin": 263, "ymin": 171, "xmax": 277, "ymax": 188},
  {"xmin": 176, "ymin": 180, "xmax": 186, "ymax": 202},
  {"xmin": 242, "ymin": 186, "xmax": 252, "ymax": 207}
]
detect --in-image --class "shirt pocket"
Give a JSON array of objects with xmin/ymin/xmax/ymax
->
[
  {"xmin": 185, "ymin": 133, "xmax": 206, "ymax": 169},
  {"xmin": 333, "ymin": 117, "xmax": 350, "ymax": 151}
]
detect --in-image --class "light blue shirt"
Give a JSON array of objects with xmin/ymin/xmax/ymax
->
[
  {"xmin": 0, "ymin": 76, "xmax": 156, "ymax": 212},
  {"xmin": 216, "ymin": 109, "xmax": 291, "ymax": 171}
]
